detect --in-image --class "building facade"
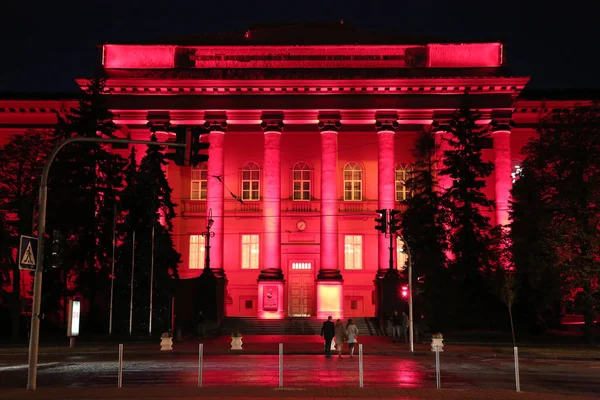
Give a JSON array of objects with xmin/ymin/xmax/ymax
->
[{"xmin": 0, "ymin": 28, "xmax": 595, "ymax": 321}]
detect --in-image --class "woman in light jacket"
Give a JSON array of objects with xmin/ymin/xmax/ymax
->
[
  {"xmin": 334, "ymin": 319, "xmax": 346, "ymax": 358},
  {"xmin": 346, "ymin": 319, "xmax": 359, "ymax": 358}
]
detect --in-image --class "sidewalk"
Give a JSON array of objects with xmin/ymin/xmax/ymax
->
[
  {"xmin": 2, "ymin": 335, "xmax": 600, "ymax": 361},
  {"xmin": 0, "ymin": 386, "xmax": 593, "ymax": 400}
]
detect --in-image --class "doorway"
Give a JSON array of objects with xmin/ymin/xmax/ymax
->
[{"xmin": 288, "ymin": 261, "xmax": 314, "ymax": 317}]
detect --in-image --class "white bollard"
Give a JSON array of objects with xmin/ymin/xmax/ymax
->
[
  {"xmin": 359, "ymin": 344, "xmax": 363, "ymax": 388},
  {"xmin": 514, "ymin": 346, "xmax": 521, "ymax": 392},
  {"xmin": 118, "ymin": 344, "xmax": 123, "ymax": 388},
  {"xmin": 198, "ymin": 343, "xmax": 203, "ymax": 387},
  {"xmin": 435, "ymin": 346, "xmax": 441, "ymax": 389}
]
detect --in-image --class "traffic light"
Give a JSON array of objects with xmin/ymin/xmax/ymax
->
[
  {"xmin": 401, "ymin": 285, "xmax": 408, "ymax": 298},
  {"xmin": 164, "ymin": 126, "xmax": 187, "ymax": 166},
  {"xmin": 389, "ymin": 209, "xmax": 401, "ymax": 234},
  {"xmin": 189, "ymin": 127, "xmax": 210, "ymax": 167},
  {"xmin": 375, "ymin": 209, "xmax": 388, "ymax": 234},
  {"xmin": 51, "ymin": 230, "xmax": 62, "ymax": 268}
]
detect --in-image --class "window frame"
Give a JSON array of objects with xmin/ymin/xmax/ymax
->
[
  {"xmin": 241, "ymin": 162, "xmax": 261, "ymax": 201},
  {"xmin": 189, "ymin": 234, "xmax": 206, "ymax": 269},
  {"xmin": 395, "ymin": 163, "xmax": 412, "ymax": 202},
  {"xmin": 343, "ymin": 162, "xmax": 363, "ymax": 201},
  {"xmin": 241, "ymin": 234, "xmax": 260, "ymax": 269},
  {"xmin": 190, "ymin": 162, "xmax": 208, "ymax": 200},
  {"xmin": 344, "ymin": 235, "xmax": 363, "ymax": 270},
  {"xmin": 292, "ymin": 161, "xmax": 312, "ymax": 201}
]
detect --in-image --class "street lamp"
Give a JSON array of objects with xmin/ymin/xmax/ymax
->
[
  {"xmin": 202, "ymin": 208, "xmax": 215, "ymax": 272},
  {"xmin": 398, "ymin": 235, "xmax": 414, "ymax": 353}
]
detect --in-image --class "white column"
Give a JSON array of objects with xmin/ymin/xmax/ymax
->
[
  {"xmin": 492, "ymin": 124, "xmax": 512, "ymax": 227},
  {"xmin": 377, "ymin": 123, "xmax": 396, "ymax": 274},
  {"xmin": 206, "ymin": 123, "xmax": 226, "ymax": 277}
]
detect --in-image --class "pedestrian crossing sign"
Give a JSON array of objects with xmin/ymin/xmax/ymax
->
[{"xmin": 19, "ymin": 235, "xmax": 38, "ymax": 271}]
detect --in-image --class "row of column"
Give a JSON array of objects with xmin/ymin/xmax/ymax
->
[{"xmin": 203, "ymin": 117, "xmax": 512, "ymax": 318}]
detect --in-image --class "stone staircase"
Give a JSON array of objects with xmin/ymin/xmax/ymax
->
[{"xmin": 219, "ymin": 317, "xmax": 388, "ymax": 336}]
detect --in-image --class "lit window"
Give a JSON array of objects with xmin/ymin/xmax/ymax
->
[
  {"xmin": 343, "ymin": 162, "xmax": 363, "ymax": 201},
  {"xmin": 191, "ymin": 162, "xmax": 208, "ymax": 200},
  {"xmin": 189, "ymin": 235, "xmax": 206, "ymax": 269},
  {"xmin": 395, "ymin": 164, "xmax": 412, "ymax": 201},
  {"xmin": 396, "ymin": 236, "xmax": 408, "ymax": 271},
  {"xmin": 512, "ymin": 164, "xmax": 523, "ymax": 184},
  {"xmin": 241, "ymin": 162, "xmax": 260, "ymax": 201},
  {"xmin": 292, "ymin": 162, "xmax": 311, "ymax": 201},
  {"xmin": 292, "ymin": 262, "xmax": 312, "ymax": 270},
  {"xmin": 241, "ymin": 234, "xmax": 259, "ymax": 269},
  {"xmin": 344, "ymin": 235, "xmax": 363, "ymax": 270}
]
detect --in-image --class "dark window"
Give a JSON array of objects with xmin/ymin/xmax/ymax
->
[
  {"xmin": 245, "ymin": 300, "xmax": 253, "ymax": 309},
  {"xmin": 351, "ymin": 300, "xmax": 358, "ymax": 310}
]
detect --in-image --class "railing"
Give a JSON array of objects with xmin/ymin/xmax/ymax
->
[{"xmin": 180, "ymin": 198, "xmax": 407, "ymax": 216}]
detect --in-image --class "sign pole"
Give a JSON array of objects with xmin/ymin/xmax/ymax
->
[
  {"xmin": 27, "ymin": 137, "xmax": 186, "ymax": 391},
  {"xmin": 109, "ymin": 203, "xmax": 117, "ymax": 335}
]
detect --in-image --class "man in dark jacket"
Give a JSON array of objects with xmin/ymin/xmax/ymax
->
[{"xmin": 320, "ymin": 316, "xmax": 335, "ymax": 357}]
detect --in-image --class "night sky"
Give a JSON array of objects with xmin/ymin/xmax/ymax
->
[{"xmin": 2, "ymin": 0, "xmax": 599, "ymax": 93}]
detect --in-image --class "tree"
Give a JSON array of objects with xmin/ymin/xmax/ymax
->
[
  {"xmin": 115, "ymin": 139, "xmax": 180, "ymax": 335},
  {"xmin": 514, "ymin": 104, "xmax": 600, "ymax": 343},
  {"xmin": 0, "ymin": 131, "xmax": 52, "ymax": 340},
  {"xmin": 47, "ymin": 77, "xmax": 126, "ymax": 332},
  {"xmin": 440, "ymin": 106, "xmax": 499, "ymax": 328},
  {"xmin": 401, "ymin": 130, "xmax": 448, "ymax": 330}
]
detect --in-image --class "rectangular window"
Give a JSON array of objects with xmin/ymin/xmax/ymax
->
[
  {"xmin": 241, "ymin": 234, "xmax": 260, "ymax": 269},
  {"xmin": 396, "ymin": 236, "xmax": 408, "ymax": 270},
  {"xmin": 293, "ymin": 169, "xmax": 311, "ymax": 200},
  {"xmin": 189, "ymin": 235, "xmax": 206, "ymax": 269},
  {"xmin": 395, "ymin": 167, "xmax": 411, "ymax": 201},
  {"xmin": 242, "ymin": 170, "xmax": 260, "ymax": 201},
  {"xmin": 191, "ymin": 168, "xmax": 208, "ymax": 200},
  {"xmin": 344, "ymin": 235, "xmax": 363, "ymax": 270}
]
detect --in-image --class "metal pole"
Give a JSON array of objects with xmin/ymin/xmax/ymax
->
[
  {"xmin": 359, "ymin": 343, "xmax": 363, "ymax": 388},
  {"xmin": 279, "ymin": 343, "xmax": 283, "ymax": 388},
  {"xmin": 129, "ymin": 231, "xmax": 136, "ymax": 336},
  {"xmin": 26, "ymin": 137, "xmax": 186, "ymax": 391},
  {"xmin": 198, "ymin": 343, "xmax": 203, "ymax": 387},
  {"xmin": 407, "ymin": 241, "xmax": 414, "ymax": 353},
  {"xmin": 514, "ymin": 346, "xmax": 521, "ymax": 392},
  {"xmin": 435, "ymin": 346, "xmax": 441, "ymax": 389},
  {"xmin": 118, "ymin": 344, "xmax": 123, "ymax": 388},
  {"xmin": 109, "ymin": 202, "xmax": 117, "ymax": 335},
  {"xmin": 149, "ymin": 223, "xmax": 155, "ymax": 335}
]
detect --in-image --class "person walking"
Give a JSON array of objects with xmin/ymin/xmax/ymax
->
[
  {"xmin": 334, "ymin": 319, "xmax": 346, "ymax": 358},
  {"xmin": 401, "ymin": 311, "xmax": 409, "ymax": 343},
  {"xmin": 320, "ymin": 316, "xmax": 335, "ymax": 357},
  {"xmin": 346, "ymin": 319, "xmax": 359, "ymax": 358},
  {"xmin": 391, "ymin": 310, "xmax": 402, "ymax": 342}
]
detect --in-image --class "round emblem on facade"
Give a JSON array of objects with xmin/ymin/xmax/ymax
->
[{"xmin": 296, "ymin": 220, "xmax": 307, "ymax": 231}]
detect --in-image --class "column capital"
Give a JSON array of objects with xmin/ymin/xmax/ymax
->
[
  {"xmin": 261, "ymin": 119, "xmax": 284, "ymax": 134},
  {"xmin": 490, "ymin": 120, "xmax": 513, "ymax": 133},
  {"xmin": 375, "ymin": 119, "xmax": 399, "ymax": 133},
  {"xmin": 431, "ymin": 120, "xmax": 452, "ymax": 133},
  {"xmin": 318, "ymin": 116, "xmax": 341, "ymax": 133},
  {"xmin": 204, "ymin": 119, "xmax": 227, "ymax": 132}
]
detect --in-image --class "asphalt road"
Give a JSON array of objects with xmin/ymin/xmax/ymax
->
[{"xmin": 0, "ymin": 353, "xmax": 598, "ymax": 398}]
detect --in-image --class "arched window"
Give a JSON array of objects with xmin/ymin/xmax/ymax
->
[
  {"xmin": 343, "ymin": 162, "xmax": 363, "ymax": 201},
  {"xmin": 395, "ymin": 163, "xmax": 412, "ymax": 201},
  {"xmin": 190, "ymin": 162, "xmax": 208, "ymax": 200},
  {"xmin": 241, "ymin": 161, "xmax": 260, "ymax": 201},
  {"xmin": 292, "ymin": 162, "xmax": 311, "ymax": 201}
]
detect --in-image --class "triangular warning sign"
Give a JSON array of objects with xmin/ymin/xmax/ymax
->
[{"xmin": 21, "ymin": 242, "xmax": 36, "ymax": 266}]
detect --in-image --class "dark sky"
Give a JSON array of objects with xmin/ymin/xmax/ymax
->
[{"xmin": 2, "ymin": 0, "xmax": 599, "ymax": 93}]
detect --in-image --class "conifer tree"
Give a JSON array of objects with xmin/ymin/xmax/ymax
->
[
  {"xmin": 440, "ymin": 106, "xmax": 498, "ymax": 328},
  {"xmin": 47, "ymin": 77, "xmax": 126, "ymax": 331},
  {"xmin": 401, "ymin": 130, "xmax": 448, "ymax": 330},
  {"xmin": 512, "ymin": 105, "xmax": 600, "ymax": 342}
]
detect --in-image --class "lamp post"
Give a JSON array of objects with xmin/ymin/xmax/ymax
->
[
  {"xmin": 202, "ymin": 209, "xmax": 215, "ymax": 271},
  {"xmin": 398, "ymin": 235, "xmax": 414, "ymax": 353}
]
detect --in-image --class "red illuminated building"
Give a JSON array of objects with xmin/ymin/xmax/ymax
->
[{"xmin": 1, "ymin": 25, "xmax": 596, "ymax": 321}]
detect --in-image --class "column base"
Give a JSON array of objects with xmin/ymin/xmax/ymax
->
[
  {"xmin": 316, "ymin": 280, "xmax": 343, "ymax": 319},
  {"xmin": 257, "ymin": 280, "xmax": 284, "ymax": 319},
  {"xmin": 257, "ymin": 268, "xmax": 284, "ymax": 281},
  {"xmin": 316, "ymin": 269, "xmax": 342, "ymax": 280}
]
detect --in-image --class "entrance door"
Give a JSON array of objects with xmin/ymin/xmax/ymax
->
[{"xmin": 288, "ymin": 262, "xmax": 314, "ymax": 317}]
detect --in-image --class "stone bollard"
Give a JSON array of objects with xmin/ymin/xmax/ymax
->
[
  {"xmin": 160, "ymin": 332, "xmax": 173, "ymax": 351},
  {"xmin": 430, "ymin": 333, "xmax": 444, "ymax": 352}
]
